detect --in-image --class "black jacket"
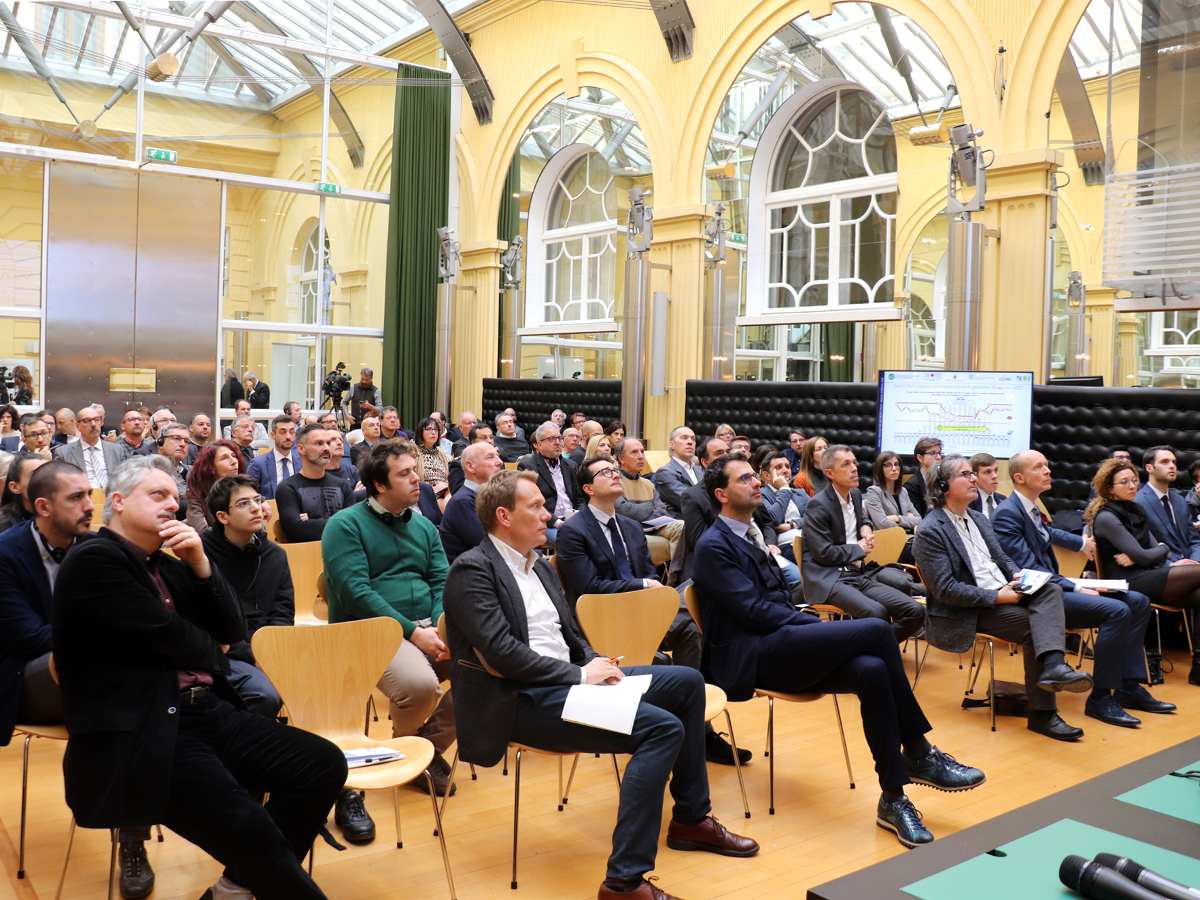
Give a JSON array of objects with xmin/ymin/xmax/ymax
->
[
  {"xmin": 220, "ymin": 377, "xmax": 244, "ymax": 407},
  {"xmin": 51, "ymin": 529, "xmax": 245, "ymax": 828},
  {"xmin": 201, "ymin": 528, "xmax": 295, "ymax": 664},
  {"xmin": 246, "ymin": 381, "xmax": 270, "ymax": 409},
  {"xmin": 517, "ymin": 453, "xmax": 584, "ymax": 523},
  {"xmin": 903, "ymin": 473, "xmax": 929, "ymax": 518}
]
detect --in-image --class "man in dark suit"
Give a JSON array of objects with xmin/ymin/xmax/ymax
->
[
  {"xmin": 902, "ymin": 437, "xmax": 942, "ymax": 519},
  {"xmin": 244, "ymin": 372, "xmax": 270, "ymax": 409},
  {"xmin": 516, "ymin": 421, "xmax": 583, "ymax": 547},
  {"xmin": 494, "ymin": 412, "xmax": 530, "ymax": 463},
  {"xmin": 673, "ymin": 436, "xmax": 727, "ymax": 585},
  {"xmin": 655, "ymin": 426, "xmax": 704, "ymax": 515},
  {"xmin": 563, "ymin": 426, "xmax": 584, "ymax": 466},
  {"xmin": 558, "ymin": 456, "xmax": 745, "ymax": 765},
  {"xmin": 349, "ymin": 414, "xmax": 382, "ymax": 472},
  {"xmin": 53, "ymin": 455, "xmax": 346, "ymax": 900},
  {"xmin": 443, "ymin": 469, "xmax": 757, "ymax": 900},
  {"xmin": 440, "ymin": 442, "xmax": 503, "ymax": 564},
  {"xmin": 967, "ymin": 452, "xmax": 1007, "ymax": 517},
  {"xmin": 994, "ymin": 450, "xmax": 1172, "ymax": 726},
  {"xmin": 448, "ymin": 423, "xmax": 493, "ymax": 494},
  {"xmin": 247, "ymin": 415, "xmax": 304, "ymax": 501},
  {"xmin": 1136, "ymin": 445, "xmax": 1200, "ymax": 564},
  {"xmin": 220, "ymin": 368, "xmax": 244, "ymax": 408},
  {"xmin": 801, "ymin": 446, "xmax": 923, "ymax": 641},
  {"xmin": 912, "ymin": 454, "xmax": 1092, "ymax": 742},
  {"xmin": 693, "ymin": 454, "xmax": 985, "ymax": 849}
]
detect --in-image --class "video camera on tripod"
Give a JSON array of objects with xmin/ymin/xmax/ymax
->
[{"xmin": 322, "ymin": 361, "xmax": 350, "ymax": 410}]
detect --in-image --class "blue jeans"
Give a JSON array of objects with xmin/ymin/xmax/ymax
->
[
  {"xmin": 228, "ymin": 659, "xmax": 284, "ymax": 719},
  {"xmin": 778, "ymin": 555, "xmax": 801, "ymax": 588},
  {"xmin": 1062, "ymin": 588, "xmax": 1152, "ymax": 692}
]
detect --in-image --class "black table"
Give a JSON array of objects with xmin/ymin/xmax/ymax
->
[{"xmin": 808, "ymin": 735, "xmax": 1200, "ymax": 899}]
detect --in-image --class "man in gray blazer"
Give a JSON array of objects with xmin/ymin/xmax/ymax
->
[
  {"xmin": 801, "ymin": 446, "xmax": 924, "ymax": 641},
  {"xmin": 442, "ymin": 469, "xmax": 757, "ymax": 900},
  {"xmin": 911, "ymin": 454, "xmax": 1091, "ymax": 742},
  {"xmin": 655, "ymin": 426, "xmax": 703, "ymax": 515},
  {"xmin": 54, "ymin": 404, "xmax": 123, "ymax": 489}
]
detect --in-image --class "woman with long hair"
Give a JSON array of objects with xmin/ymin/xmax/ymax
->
[
  {"xmin": 0, "ymin": 452, "xmax": 47, "ymax": 533},
  {"xmin": 792, "ymin": 435, "xmax": 829, "ymax": 496},
  {"xmin": 604, "ymin": 420, "xmax": 626, "ymax": 442},
  {"xmin": 414, "ymin": 416, "xmax": 450, "ymax": 500},
  {"xmin": 864, "ymin": 450, "xmax": 921, "ymax": 532},
  {"xmin": 585, "ymin": 433, "xmax": 613, "ymax": 459},
  {"xmin": 186, "ymin": 439, "xmax": 246, "ymax": 533},
  {"xmin": 10, "ymin": 366, "xmax": 32, "ymax": 406}
]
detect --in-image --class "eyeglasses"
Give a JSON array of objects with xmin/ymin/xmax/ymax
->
[
  {"xmin": 922, "ymin": 451, "xmax": 944, "ymax": 460},
  {"xmin": 163, "ymin": 434, "xmax": 187, "ymax": 443},
  {"xmin": 540, "ymin": 435, "xmax": 563, "ymax": 443},
  {"xmin": 735, "ymin": 473, "xmax": 761, "ymax": 485},
  {"xmin": 592, "ymin": 467, "xmax": 619, "ymax": 480},
  {"xmin": 78, "ymin": 416, "xmax": 101, "ymax": 425},
  {"xmin": 24, "ymin": 428, "xmax": 50, "ymax": 439},
  {"xmin": 1112, "ymin": 477, "xmax": 1139, "ymax": 488},
  {"xmin": 951, "ymin": 470, "xmax": 976, "ymax": 482},
  {"xmin": 232, "ymin": 495, "xmax": 267, "ymax": 510}
]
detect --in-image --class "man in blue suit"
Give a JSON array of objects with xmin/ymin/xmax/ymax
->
[
  {"xmin": 247, "ymin": 415, "xmax": 303, "ymax": 501},
  {"xmin": 967, "ymin": 453, "xmax": 1007, "ymax": 517},
  {"xmin": 994, "ymin": 450, "xmax": 1173, "ymax": 728},
  {"xmin": 1136, "ymin": 445, "xmax": 1200, "ymax": 564},
  {"xmin": 692, "ymin": 454, "xmax": 985, "ymax": 848},
  {"xmin": 439, "ymin": 442, "xmax": 503, "ymax": 565}
]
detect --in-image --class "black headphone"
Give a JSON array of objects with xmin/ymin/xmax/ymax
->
[{"xmin": 369, "ymin": 502, "xmax": 411, "ymax": 527}]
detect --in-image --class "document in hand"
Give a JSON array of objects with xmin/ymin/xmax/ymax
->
[
  {"xmin": 561, "ymin": 673, "xmax": 654, "ymax": 735},
  {"xmin": 1013, "ymin": 569, "xmax": 1052, "ymax": 594},
  {"xmin": 1071, "ymin": 578, "xmax": 1130, "ymax": 592}
]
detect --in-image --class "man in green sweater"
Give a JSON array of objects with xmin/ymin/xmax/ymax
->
[{"xmin": 323, "ymin": 438, "xmax": 455, "ymax": 795}]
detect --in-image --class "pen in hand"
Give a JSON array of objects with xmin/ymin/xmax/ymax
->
[{"xmin": 606, "ymin": 656, "xmax": 625, "ymax": 665}]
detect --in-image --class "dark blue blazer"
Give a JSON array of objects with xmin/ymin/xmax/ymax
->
[
  {"xmin": 246, "ymin": 448, "xmax": 303, "ymax": 500},
  {"xmin": 0, "ymin": 435, "xmax": 19, "ymax": 452},
  {"xmin": 692, "ymin": 517, "xmax": 818, "ymax": 702},
  {"xmin": 0, "ymin": 522, "xmax": 91, "ymax": 745},
  {"xmin": 782, "ymin": 447, "xmax": 802, "ymax": 477},
  {"xmin": 1135, "ymin": 483, "xmax": 1200, "ymax": 563},
  {"xmin": 968, "ymin": 490, "xmax": 1008, "ymax": 516},
  {"xmin": 991, "ymin": 493, "xmax": 1082, "ymax": 590},
  {"xmin": 440, "ymin": 485, "xmax": 484, "ymax": 565},
  {"xmin": 555, "ymin": 505, "xmax": 656, "ymax": 608}
]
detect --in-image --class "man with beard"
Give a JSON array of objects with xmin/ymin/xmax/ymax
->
[{"xmin": 275, "ymin": 425, "xmax": 355, "ymax": 542}]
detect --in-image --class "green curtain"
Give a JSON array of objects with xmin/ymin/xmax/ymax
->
[
  {"xmin": 382, "ymin": 63, "xmax": 450, "ymax": 430},
  {"xmin": 824, "ymin": 323, "xmax": 854, "ymax": 383}
]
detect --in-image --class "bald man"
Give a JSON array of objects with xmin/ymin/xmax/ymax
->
[{"xmin": 439, "ymin": 441, "xmax": 505, "ymax": 564}]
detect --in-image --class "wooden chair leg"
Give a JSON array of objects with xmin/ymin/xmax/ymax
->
[
  {"xmin": 394, "ymin": 785, "xmax": 403, "ymax": 849},
  {"xmin": 511, "ymin": 749, "xmax": 523, "ymax": 890},
  {"xmin": 724, "ymin": 709, "xmax": 750, "ymax": 819},
  {"xmin": 988, "ymin": 640, "xmax": 996, "ymax": 733},
  {"xmin": 18, "ymin": 734, "xmax": 30, "ymax": 878},
  {"xmin": 562, "ymin": 754, "xmax": 580, "ymax": 807},
  {"xmin": 768, "ymin": 697, "xmax": 776, "ymax": 816},
  {"xmin": 437, "ymin": 749, "xmax": 459, "ymax": 835},
  {"xmin": 610, "ymin": 754, "xmax": 622, "ymax": 789},
  {"xmin": 107, "ymin": 829, "xmax": 118, "ymax": 900}
]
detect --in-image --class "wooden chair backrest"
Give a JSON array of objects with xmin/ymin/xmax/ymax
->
[
  {"xmin": 865, "ymin": 525, "xmax": 907, "ymax": 567},
  {"xmin": 257, "ymin": 446, "xmax": 272, "ymax": 456},
  {"xmin": 550, "ymin": 553, "xmax": 564, "ymax": 587},
  {"xmin": 90, "ymin": 487, "xmax": 105, "ymax": 524},
  {"xmin": 575, "ymin": 586, "xmax": 679, "ymax": 667},
  {"xmin": 792, "ymin": 533, "xmax": 802, "ymax": 569},
  {"xmin": 252, "ymin": 617, "xmax": 402, "ymax": 742},
  {"xmin": 504, "ymin": 462, "xmax": 517, "ymax": 470},
  {"xmin": 682, "ymin": 584, "xmax": 703, "ymax": 634},
  {"xmin": 264, "ymin": 500, "xmax": 279, "ymax": 540},
  {"xmin": 280, "ymin": 541, "xmax": 323, "ymax": 622},
  {"xmin": 643, "ymin": 450, "xmax": 671, "ymax": 473},
  {"xmin": 271, "ymin": 517, "xmax": 289, "ymax": 543},
  {"xmin": 1054, "ymin": 545, "xmax": 1088, "ymax": 580}
]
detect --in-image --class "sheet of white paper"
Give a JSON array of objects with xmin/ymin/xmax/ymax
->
[
  {"xmin": 642, "ymin": 515, "xmax": 676, "ymax": 530},
  {"xmin": 344, "ymin": 748, "xmax": 405, "ymax": 768},
  {"xmin": 1015, "ymin": 569, "xmax": 1051, "ymax": 594},
  {"xmin": 1071, "ymin": 578, "xmax": 1130, "ymax": 591},
  {"xmin": 561, "ymin": 674, "xmax": 654, "ymax": 735},
  {"xmin": 774, "ymin": 553, "xmax": 789, "ymax": 568}
]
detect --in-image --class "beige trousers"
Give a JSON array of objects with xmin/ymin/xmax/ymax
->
[{"xmin": 376, "ymin": 619, "xmax": 455, "ymax": 753}]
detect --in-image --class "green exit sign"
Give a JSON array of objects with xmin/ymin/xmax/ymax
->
[
  {"xmin": 728, "ymin": 232, "xmax": 746, "ymax": 244},
  {"xmin": 145, "ymin": 147, "xmax": 177, "ymax": 163},
  {"xmin": 316, "ymin": 182, "xmax": 341, "ymax": 195}
]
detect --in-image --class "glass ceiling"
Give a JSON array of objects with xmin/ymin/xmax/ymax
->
[{"xmin": 0, "ymin": 0, "xmax": 467, "ymax": 111}]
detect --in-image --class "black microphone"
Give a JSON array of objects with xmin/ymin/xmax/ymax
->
[
  {"xmin": 1060, "ymin": 855, "xmax": 1171, "ymax": 900},
  {"xmin": 1095, "ymin": 853, "xmax": 1200, "ymax": 900}
]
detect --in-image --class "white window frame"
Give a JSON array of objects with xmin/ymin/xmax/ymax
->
[{"xmin": 743, "ymin": 79, "xmax": 901, "ymax": 326}]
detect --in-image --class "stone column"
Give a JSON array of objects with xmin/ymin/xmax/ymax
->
[{"xmin": 451, "ymin": 240, "xmax": 505, "ymax": 419}]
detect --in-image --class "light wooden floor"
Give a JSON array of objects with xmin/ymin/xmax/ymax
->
[{"xmin": 4, "ymin": 639, "xmax": 1199, "ymax": 900}]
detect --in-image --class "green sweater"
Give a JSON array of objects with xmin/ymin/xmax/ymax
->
[{"xmin": 322, "ymin": 501, "xmax": 448, "ymax": 636}]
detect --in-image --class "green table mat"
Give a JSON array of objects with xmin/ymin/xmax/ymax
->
[
  {"xmin": 1115, "ymin": 758, "xmax": 1200, "ymax": 826},
  {"xmin": 902, "ymin": 818, "xmax": 1200, "ymax": 900}
]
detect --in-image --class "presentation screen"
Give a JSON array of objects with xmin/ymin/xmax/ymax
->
[{"xmin": 877, "ymin": 370, "xmax": 1034, "ymax": 460}]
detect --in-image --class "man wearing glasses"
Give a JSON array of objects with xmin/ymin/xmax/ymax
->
[
  {"xmin": 903, "ymin": 437, "xmax": 943, "ymax": 519},
  {"xmin": 18, "ymin": 414, "xmax": 53, "ymax": 460},
  {"xmin": 155, "ymin": 424, "xmax": 193, "ymax": 502},
  {"xmin": 54, "ymin": 405, "xmax": 123, "ymax": 489},
  {"xmin": 200, "ymin": 474, "xmax": 290, "ymax": 719},
  {"xmin": 516, "ymin": 422, "xmax": 583, "ymax": 548}
]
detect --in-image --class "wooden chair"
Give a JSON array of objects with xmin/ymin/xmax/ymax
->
[
  {"xmin": 257, "ymin": 446, "xmax": 272, "ymax": 456},
  {"xmin": 271, "ymin": 517, "xmax": 290, "ymax": 543},
  {"xmin": 252, "ymin": 618, "xmax": 455, "ymax": 897},
  {"xmin": 683, "ymin": 586, "xmax": 854, "ymax": 816},
  {"xmin": 89, "ymin": 487, "xmax": 105, "ymax": 526},
  {"xmin": 578, "ymin": 586, "xmax": 750, "ymax": 818},
  {"xmin": 643, "ymin": 450, "xmax": 671, "ymax": 473},
  {"xmin": 1053, "ymin": 545, "xmax": 1088, "ymax": 580},
  {"xmin": 263, "ymin": 499, "xmax": 279, "ymax": 541},
  {"xmin": 864, "ymin": 525, "xmax": 908, "ymax": 568},
  {"xmin": 278, "ymin": 541, "xmax": 325, "ymax": 625}
]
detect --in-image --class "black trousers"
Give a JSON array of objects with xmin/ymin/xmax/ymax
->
[
  {"xmin": 755, "ymin": 617, "xmax": 931, "ymax": 790},
  {"xmin": 826, "ymin": 569, "xmax": 925, "ymax": 642},
  {"xmin": 510, "ymin": 666, "xmax": 710, "ymax": 884},
  {"xmin": 160, "ymin": 695, "xmax": 347, "ymax": 899}
]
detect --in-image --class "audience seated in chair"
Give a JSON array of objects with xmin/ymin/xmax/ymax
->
[
  {"xmin": 517, "ymin": 421, "xmax": 583, "ymax": 547},
  {"xmin": 115, "ymin": 408, "xmax": 156, "ymax": 462},
  {"xmin": 53, "ymin": 455, "xmax": 346, "ymax": 900},
  {"xmin": 903, "ymin": 437, "xmax": 942, "ymax": 519},
  {"xmin": 614, "ymin": 437, "xmax": 685, "ymax": 554},
  {"xmin": 449, "ymin": 423, "xmax": 494, "ymax": 494},
  {"xmin": 800, "ymin": 445, "xmax": 923, "ymax": 641},
  {"xmin": 443, "ymin": 468, "xmax": 758, "ymax": 900},
  {"xmin": 222, "ymin": 399, "xmax": 271, "ymax": 451},
  {"xmin": 185, "ymin": 440, "xmax": 246, "ymax": 536},
  {"xmin": 992, "ymin": 450, "xmax": 1172, "ymax": 727},
  {"xmin": 494, "ymin": 412, "xmax": 530, "ymax": 463},
  {"xmin": 247, "ymin": 415, "xmax": 302, "ymax": 501},
  {"xmin": 1136, "ymin": 445, "xmax": 1200, "ymax": 564},
  {"xmin": 440, "ymin": 441, "xmax": 504, "ymax": 565},
  {"xmin": 276, "ymin": 424, "xmax": 355, "ymax": 543},
  {"xmin": 653, "ymin": 427, "xmax": 703, "ymax": 516},
  {"xmin": 692, "ymin": 453, "xmax": 986, "ymax": 849},
  {"xmin": 912, "ymin": 454, "xmax": 1092, "ymax": 742},
  {"xmin": 186, "ymin": 413, "xmax": 213, "ymax": 466},
  {"xmin": 967, "ymin": 452, "xmax": 1007, "ymax": 517},
  {"xmin": 0, "ymin": 453, "xmax": 47, "ymax": 534},
  {"xmin": 55, "ymin": 405, "xmax": 123, "ymax": 489}
]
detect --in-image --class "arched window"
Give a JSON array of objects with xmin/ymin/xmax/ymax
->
[
  {"xmin": 745, "ymin": 82, "xmax": 900, "ymax": 325},
  {"xmin": 300, "ymin": 223, "xmax": 331, "ymax": 325}
]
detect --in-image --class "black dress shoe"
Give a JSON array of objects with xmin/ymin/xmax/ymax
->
[
  {"xmin": 1189, "ymin": 651, "xmax": 1200, "ymax": 686},
  {"xmin": 1114, "ymin": 685, "xmax": 1176, "ymax": 713},
  {"xmin": 1037, "ymin": 662, "xmax": 1093, "ymax": 693},
  {"xmin": 1027, "ymin": 712, "xmax": 1084, "ymax": 741},
  {"xmin": 705, "ymin": 730, "xmax": 751, "ymax": 766},
  {"xmin": 335, "ymin": 788, "xmax": 376, "ymax": 843},
  {"xmin": 1085, "ymin": 693, "xmax": 1141, "ymax": 728},
  {"xmin": 413, "ymin": 751, "xmax": 457, "ymax": 797},
  {"xmin": 119, "ymin": 841, "xmax": 155, "ymax": 899}
]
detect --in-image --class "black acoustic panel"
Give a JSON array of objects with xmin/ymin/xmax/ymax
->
[
  {"xmin": 684, "ymin": 379, "xmax": 1200, "ymax": 514},
  {"xmin": 481, "ymin": 378, "xmax": 622, "ymax": 440}
]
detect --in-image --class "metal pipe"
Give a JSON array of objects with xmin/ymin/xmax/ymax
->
[
  {"xmin": 872, "ymin": 5, "xmax": 925, "ymax": 123},
  {"xmin": 621, "ymin": 255, "xmax": 649, "ymax": 438},
  {"xmin": 115, "ymin": 1, "xmax": 156, "ymax": 52},
  {"xmin": 733, "ymin": 69, "xmax": 789, "ymax": 150},
  {"xmin": 945, "ymin": 217, "xmax": 983, "ymax": 370},
  {"xmin": 0, "ymin": 3, "xmax": 81, "ymax": 123}
]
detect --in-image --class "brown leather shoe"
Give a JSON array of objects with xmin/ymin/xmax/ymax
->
[
  {"xmin": 597, "ymin": 876, "xmax": 683, "ymax": 900},
  {"xmin": 666, "ymin": 815, "xmax": 759, "ymax": 857}
]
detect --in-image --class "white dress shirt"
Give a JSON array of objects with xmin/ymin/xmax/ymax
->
[
  {"xmin": 589, "ymin": 503, "xmax": 655, "ymax": 588},
  {"xmin": 946, "ymin": 509, "xmax": 1008, "ymax": 590},
  {"xmin": 488, "ymin": 534, "xmax": 585, "ymax": 682},
  {"xmin": 836, "ymin": 489, "xmax": 859, "ymax": 544},
  {"xmin": 34, "ymin": 524, "xmax": 62, "ymax": 590},
  {"xmin": 273, "ymin": 447, "xmax": 294, "ymax": 484},
  {"xmin": 1014, "ymin": 491, "xmax": 1050, "ymax": 542},
  {"xmin": 545, "ymin": 457, "xmax": 572, "ymax": 522},
  {"xmin": 978, "ymin": 489, "xmax": 1000, "ymax": 518},
  {"xmin": 81, "ymin": 439, "xmax": 108, "ymax": 489},
  {"xmin": 676, "ymin": 456, "xmax": 698, "ymax": 485}
]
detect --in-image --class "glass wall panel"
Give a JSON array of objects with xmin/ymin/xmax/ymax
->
[
  {"xmin": 326, "ymin": 76, "xmax": 397, "ymax": 194},
  {"xmin": 0, "ymin": 157, "xmax": 43, "ymax": 309},
  {"xmin": 222, "ymin": 329, "xmax": 315, "ymax": 410},
  {"xmin": 318, "ymin": 333, "xmax": 383, "ymax": 408},
  {"xmin": 519, "ymin": 332, "xmax": 622, "ymax": 380},
  {"xmin": 323, "ymin": 196, "xmax": 386, "ymax": 329}
]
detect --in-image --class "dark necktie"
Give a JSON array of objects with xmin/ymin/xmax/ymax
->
[
  {"xmin": 281, "ymin": 456, "xmax": 290, "ymax": 480},
  {"xmin": 605, "ymin": 519, "xmax": 634, "ymax": 580},
  {"xmin": 1163, "ymin": 494, "xmax": 1178, "ymax": 531},
  {"xmin": 985, "ymin": 494, "xmax": 994, "ymax": 516}
]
